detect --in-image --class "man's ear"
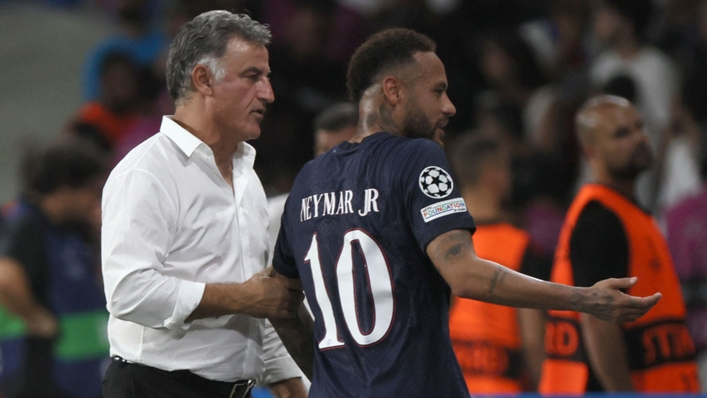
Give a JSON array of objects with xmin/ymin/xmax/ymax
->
[
  {"xmin": 192, "ymin": 64, "xmax": 214, "ymax": 97},
  {"xmin": 382, "ymin": 76, "xmax": 403, "ymax": 106}
]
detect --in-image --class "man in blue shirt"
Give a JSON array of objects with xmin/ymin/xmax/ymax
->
[
  {"xmin": 269, "ymin": 28, "xmax": 662, "ymax": 397},
  {"xmin": 0, "ymin": 138, "xmax": 108, "ymax": 398}
]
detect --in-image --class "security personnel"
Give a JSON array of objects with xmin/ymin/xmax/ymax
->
[
  {"xmin": 539, "ymin": 96, "xmax": 700, "ymax": 393},
  {"xmin": 448, "ymin": 134, "xmax": 551, "ymax": 393}
]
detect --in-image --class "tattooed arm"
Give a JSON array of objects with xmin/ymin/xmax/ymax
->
[{"xmin": 426, "ymin": 229, "xmax": 661, "ymax": 323}]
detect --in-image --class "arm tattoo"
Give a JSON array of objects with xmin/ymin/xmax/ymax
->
[
  {"xmin": 440, "ymin": 231, "xmax": 473, "ymax": 263},
  {"xmin": 488, "ymin": 269, "xmax": 508, "ymax": 294}
]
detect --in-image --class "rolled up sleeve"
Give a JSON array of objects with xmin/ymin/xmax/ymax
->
[
  {"xmin": 257, "ymin": 319, "xmax": 306, "ymax": 386},
  {"xmin": 102, "ymin": 169, "xmax": 204, "ymax": 330}
]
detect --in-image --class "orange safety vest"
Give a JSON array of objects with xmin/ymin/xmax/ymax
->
[
  {"xmin": 449, "ymin": 223, "xmax": 530, "ymax": 393},
  {"xmin": 539, "ymin": 184, "xmax": 700, "ymax": 394}
]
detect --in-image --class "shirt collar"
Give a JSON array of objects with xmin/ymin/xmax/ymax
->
[
  {"xmin": 160, "ymin": 116, "xmax": 257, "ymax": 169},
  {"xmin": 160, "ymin": 116, "xmax": 205, "ymax": 158}
]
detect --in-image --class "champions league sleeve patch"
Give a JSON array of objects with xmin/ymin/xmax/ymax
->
[
  {"xmin": 419, "ymin": 166, "xmax": 454, "ymax": 199},
  {"xmin": 420, "ymin": 198, "xmax": 467, "ymax": 222}
]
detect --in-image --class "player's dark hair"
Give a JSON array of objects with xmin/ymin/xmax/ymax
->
[
  {"xmin": 346, "ymin": 28, "xmax": 436, "ymax": 103},
  {"xmin": 448, "ymin": 133, "xmax": 504, "ymax": 188},
  {"xmin": 22, "ymin": 138, "xmax": 108, "ymax": 198},
  {"xmin": 314, "ymin": 102, "xmax": 358, "ymax": 132}
]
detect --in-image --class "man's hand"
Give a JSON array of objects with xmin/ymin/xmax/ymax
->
[
  {"xmin": 268, "ymin": 377, "xmax": 308, "ymax": 398},
  {"xmin": 25, "ymin": 307, "xmax": 59, "ymax": 338},
  {"xmin": 239, "ymin": 267, "xmax": 305, "ymax": 319},
  {"xmin": 578, "ymin": 277, "xmax": 662, "ymax": 323},
  {"xmin": 186, "ymin": 267, "xmax": 304, "ymax": 321}
]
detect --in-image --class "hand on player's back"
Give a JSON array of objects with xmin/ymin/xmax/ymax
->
[{"xmin": 581, "ymin": 277, "xmax": 662, "ymax": 323}]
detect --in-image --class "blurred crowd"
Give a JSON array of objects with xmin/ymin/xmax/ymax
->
[{"xmin": 0, "ymin": 0, "xmax": 706, "ymax": 396}]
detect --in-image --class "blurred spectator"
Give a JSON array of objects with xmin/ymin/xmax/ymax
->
[
  {"xmin": 656, "ymin": 91, "xmax": 703, "ymax": 212},
  {"xmin": 477, "ymin": 29, "xmax": 553, "ymax": 150},
  {"xmin": 82, "ymin": 0, "xmax": 168, "ymax": 101},
  {"xmin": 472, "ymin": 29, "xmax": 578, "ymax": 257},
  {"xmin": 589, "ymin": 0, "xmax": 678, "ymax": 140},
  {"xmin": 447, "ymin": 133, "xmax": 551, "ymax": 393},
  {"xmin": 655, "ymin": 4, "xmax": 707, "ymax": 211},
  {"xmin": 0, "ymin": 138, "xmax": 109, "ymax": 398},
  {"xmin": 539, "ymin": 96, "xmax": 699, "ymax": 393},
  {"xmin": 267, "ymin": 102, "xmax": 358, "ymax": 256},
  {"xmin": 68, "ymin": 51, "xmax": 145, "ymax": 153},
  {"xmin": 521, "ymin": 0, "xmax": 591, "ymax": 80},
  {"xmin": 664, "ymin": 122, "xmax": 707, "ymax": 392},
  {"xmin": 589, "ymin": 0, "xmax": 676, "ymax": 210},
  {"xmin": 257, "ymin": 0, "xmax": 349, "ymax": 194}
]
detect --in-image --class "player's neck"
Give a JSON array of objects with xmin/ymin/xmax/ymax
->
[{"xmin": 351, "ymin": 86, "xmax": 402, "ymax": 143}]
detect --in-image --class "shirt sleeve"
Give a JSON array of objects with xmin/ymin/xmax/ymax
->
[
  {"xmin": 272, "ymin": 199, "xmax": 299, "ymax": 279},
  {"xmin": 569, "ymin": 200, "xmax": 629, "ymax": 287},
  {"xmin": 399, "ymin": 140, "xmax": 476, "ymax": 252},
  {"xmin": 101, "ymin": 169, "xmax": 205, "ymax": 330},
  {"xmin": 257, "ymin": 319, "xmax": 307, "ymax": 386}
]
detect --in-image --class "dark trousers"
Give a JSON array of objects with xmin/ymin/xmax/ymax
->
[{"xmin": 102, "ymin": 358, "xmax": 254, "ymax": 398}]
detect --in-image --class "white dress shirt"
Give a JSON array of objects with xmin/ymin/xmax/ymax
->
[{"xmin": 102, "ymin": 116, "xmax": 284, "ymax": 382}]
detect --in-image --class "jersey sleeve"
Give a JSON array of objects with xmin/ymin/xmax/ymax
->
[
  {"xmin": 398, "ymin": 140, "xmax": 476, "ymax": 252},
  {"xmin": 272, "ymin": 197, "xmax": 300, "ymax": 279},
  {"xmin": 569, "ymin": 200, "xmax": 629, "ymax": 287}
]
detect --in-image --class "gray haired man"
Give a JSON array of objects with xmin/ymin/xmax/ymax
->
[{"xmin": 101, "ymin": 11, "xmax": 307, "ymax": 398}]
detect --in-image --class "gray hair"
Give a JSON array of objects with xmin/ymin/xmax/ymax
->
[{"xmin": 166, "ymin": 10, "xmax": 271, "ymax": 107}]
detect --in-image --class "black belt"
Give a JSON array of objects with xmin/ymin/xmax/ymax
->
[{"xmin": 111, "ymin": 356, "xmax": 256, "ymax": 398}]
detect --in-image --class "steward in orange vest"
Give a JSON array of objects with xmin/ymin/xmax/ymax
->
[
  {"xmin": 539, "ymin": 96, "xmax": 700, "ymax": 393},
  {"xmin": 448, "ymin": 134, "xmax": 552, "ymax": 393}
]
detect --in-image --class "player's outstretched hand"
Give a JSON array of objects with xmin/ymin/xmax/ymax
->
[
  {"xmin": 582, "ymin": 277, "xmax": 661, "ymax": 323},
  {"xmin": 240, "ymin": 267, "xmax": 304, "ymax": 319}
]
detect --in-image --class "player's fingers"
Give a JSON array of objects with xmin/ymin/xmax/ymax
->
[
  {"xmin": 606, "ymin": 276, "xmax": 637, "ymax": 290},
  {"xmin": 628, "ymin": 292, "xmax": 662, "ymax": 308}
]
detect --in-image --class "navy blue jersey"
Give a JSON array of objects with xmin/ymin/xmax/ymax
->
[{"xmin": 273, "ymin": 133, "xmax": 476, "ymax": 397}]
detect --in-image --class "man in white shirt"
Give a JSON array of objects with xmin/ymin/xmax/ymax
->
[{"xmin": 101, "ymin": 11, "xmax": 307, "ymax": 398}]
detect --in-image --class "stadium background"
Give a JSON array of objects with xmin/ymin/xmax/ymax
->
[{"xmin": 0, "ymin": 0, "xmax": 706, "ymax": 396}]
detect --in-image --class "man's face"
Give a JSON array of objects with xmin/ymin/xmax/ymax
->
[
  {"xmin": 60, "ymin": 178, "xmax": 104, "ymax": 226},
  {"xmin": 210, "ymin": 38, "xmax": 275, "ymax": 142},
  {"xmin": 593, "ymin": 3, "xmax": 624, "ymax": 46},
  {"xmin": 592, "ymin": 104, "xmax": 653, "ymax": 181},
  {"xmin": 400, "ymin": 52, "xmax": 456, "ymax": 145}
]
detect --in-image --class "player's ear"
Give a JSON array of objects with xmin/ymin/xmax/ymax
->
[{"xmin": 382, "ymin": 76, "xmax": 403, "ymax": 106}]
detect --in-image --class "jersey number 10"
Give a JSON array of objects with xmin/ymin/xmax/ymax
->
[{"xmin": 304, "ymin": 230, "xmax": 395, "ymax": 349}]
